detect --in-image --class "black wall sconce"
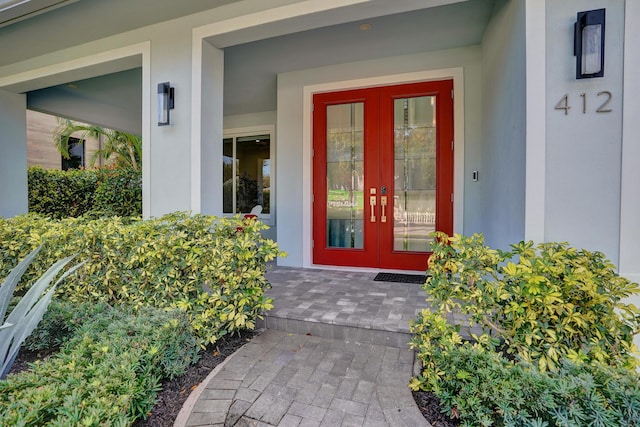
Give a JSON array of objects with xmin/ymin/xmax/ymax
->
[
  {"xmin": 574, "ymin": 8, "xmax": 605, "ymax": 79},
  {"xmin": 157, "ymin": 82, "xmax": 175, "ymax": 126}
]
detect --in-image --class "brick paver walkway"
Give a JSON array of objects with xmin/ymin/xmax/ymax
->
[
  {"xmin": 175, "ymin": 267, "xmax": 432, "ymax": 426},
  {"xmin": 178, "ymin": 329, "xmax": 428, "ymax": 427}
]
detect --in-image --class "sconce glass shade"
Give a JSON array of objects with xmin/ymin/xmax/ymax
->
[
  {"xmin": 157, "ymin": 82, "xmax": 174, "ymax": 126},
  {"xmin": 575, "ymin": 9, "xmax": 605, "ymax": 79},
  {"xmin": 582, "ymin": 24, "xmax": 602, "ymax": 75}
]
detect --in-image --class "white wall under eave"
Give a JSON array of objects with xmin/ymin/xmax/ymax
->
[
  {"xmin": 224, "ymin": 111, "xmax": 277, "ymax": 129},
  {"xmin": 277, "ymin": 46, "xmax": 482, "ymax": 268},
  {"xmin": 148, "ymin": 28, "xmax": 193, "ymax": 217},
  {"xmin": 544, "ymin": 0, "xmax": 624, "ymax": 265},
  {"xmin": 478, "ymin": 0, "xmax": 527, "ymax": 250},
  {"xmin": 0, "ymin": 90, "xmax": 28, "ymax": 218},
  {"xmin": 196, "ymin": 41, "xmax": 224, "ymax": 216},
  {"xmin": 619, "ymin": 1, "xmax": 640, "ymax": 281},
  {"xmin": 620, "ymin": 0, "xmax": 640, "ymax": 353}
]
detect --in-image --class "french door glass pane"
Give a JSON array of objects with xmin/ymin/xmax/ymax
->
[
  {"xmin": 393, "ymin": 96, "xmax": 436, "ymax": 252},
  {"xmin": 326, "ymin": 103, "xmax": 364, "ymax": 249}
]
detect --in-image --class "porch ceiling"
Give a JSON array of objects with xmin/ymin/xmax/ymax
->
[
  {"xmin": 6, "ymin": 0, "xmax": 494, "ymax": 129},
  {"xmin": 224, "ymin": 0, "xmax": 494, "ymax": 115}
]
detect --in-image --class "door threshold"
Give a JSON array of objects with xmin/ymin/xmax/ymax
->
[{"xmin": 301, "ymin": 263, "xmax": 426, "ymax": 276}]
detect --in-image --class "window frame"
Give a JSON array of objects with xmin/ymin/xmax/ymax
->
[{"xmin": 223, "ymin": 125, "xmax": 275, "ymax": 224}]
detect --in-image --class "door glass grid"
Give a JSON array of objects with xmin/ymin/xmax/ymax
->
[
  {"xmin": 393, "ymin": 96, "xmax": 436, "ymax": 252},
  {"xmin": 326, "ymin": 103, "xmax": 364, "ymax": 248}
]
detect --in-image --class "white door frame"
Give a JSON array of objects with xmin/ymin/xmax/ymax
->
[{"xmin": 301, "ymin": 68, "xmax": 465, "ymax": 269}]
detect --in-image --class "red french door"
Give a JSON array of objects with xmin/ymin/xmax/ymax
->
[{"xmin": 312, "ymin": 80, "xmax": 453, "ymax": 271}]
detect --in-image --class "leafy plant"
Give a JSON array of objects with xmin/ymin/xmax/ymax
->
[
  {"xmin": 0, "ymin": 246, "xmax": 83, "ymax": 378},
  {"xmin": 23, "ymin": 300, "xmax": 109, "ymax": 352},
  {"xmin": 410, "ymin": 337, "xmax": 640, "ymax": 427},
  {"xmin": 54, "ymin": 118, "xmax": 142, "ymax": 171},
  {"xmin": 28, "ymin": 166, "xmax": 141, "ymax": 218},
  {"xmin": 419, "ymin": 232, "xmax": 640, "ymax": 371},
  {"xmin": 410, "ymin": 233, "xmax": 640, "ymax": 426},
  {"xmin": 92, "ymin": 166, "xmax": 142, "ymax": 217},
  {"xmin": 0, "ymin": 305, "xmax": 199, "ymax": 426},
  {"xmin": 0, "ymin": 213, "xmax": 285, "ymax": 346}
]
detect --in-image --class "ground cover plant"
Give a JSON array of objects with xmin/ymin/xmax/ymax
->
[
  {"xmin": 410, "ymin": 232, "xmax": 640, "ymax": 426},
  {"xmin": 0, "ymin": 212, "xmax": 283, "ymax": 346},
  {"xmin": 22, "ymin": 300, "xmax": 107, "ymax": 353},
  {"xmin": 0, "ymin": 305, "xmax": 199, "ymax": 426}
]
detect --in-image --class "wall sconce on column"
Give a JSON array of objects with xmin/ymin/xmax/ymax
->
[
  {"xmin": 574, "ymin": 8, "xmax": 605, "ymax": 79},
  {"xmin": 157, "ymin": 82, "xmax": 175, "ymax": 126}
]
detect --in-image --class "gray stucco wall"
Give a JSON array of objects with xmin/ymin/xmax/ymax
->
[
  {"xmin": 477, "ymin": 0, "xmax": 527, "ymax": 250},
  {"xmin": 0, "ymin": 90, "xmax": 28, "ymax": 218},
  {"xmin": 545, "ymin": 0, "xmax": 624, "ymax": 264}
]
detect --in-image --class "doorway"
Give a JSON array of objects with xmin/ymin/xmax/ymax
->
[{"xmin": 312, "ymin": 80, "xmax": 453, "ymax": 270}]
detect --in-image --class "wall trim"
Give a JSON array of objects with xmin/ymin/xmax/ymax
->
[
  {"xmin": 524, "ymin": 0, "xmax": 546, "ymax": 243},
  {"xmin": 619, "ymin": 0, "xmax": 640, "ymax": 277},
  {"xmin": 190, "ymin": 37, "xmax": 204, "ymax": 213},
  {"xmin": 193, "ymin": 0, "xmax": 368, "ymax": 42},
  {"xmin": 301, "ymin": 68, "xmax": 465, "ymax": 268}
]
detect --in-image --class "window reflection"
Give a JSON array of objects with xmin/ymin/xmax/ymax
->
[{"xmin": 223, "ymin": 134, "xmax": 271, "ymax": 214}]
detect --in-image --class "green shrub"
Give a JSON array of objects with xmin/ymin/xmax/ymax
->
[
  {"xmin": 27, "ymin": 166, "xmax": 141, "ymax": 218},
  {"xmin": 0, "ymin": 305, "xmax": 199, "ymax": 426},
  {"xmin": 410, "ymin": 233, "xmax": 640, "ymax": 426},
  {"xmin": 28, "ymin": 166, "xmax": 97, "ymax": 218},
  {"xmin": 0, "ymin": 213, "xmax": 284, "ymax": 345},
  {"xmin": 92, "ymin": 168, "xmax": 142, "ymax": 217},
  {"xmin": 411, "ymin": 334, "xmax": 640, "ymax": 427},
  {"xmin": 23, "ymin": 300, "xmax": 109, "ymax": 352},
  {"xmin": 418, "ymin": 232, "xmax": 640, "ymax": 371}
]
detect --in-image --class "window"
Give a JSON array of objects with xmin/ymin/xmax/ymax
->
[
  {"xmin": 61, "ymin": 137, "xmax": 85, "ymax": 170},
  {"xmin": 223, "ymin": 129, "xmax": 273, "ymax": 216}
]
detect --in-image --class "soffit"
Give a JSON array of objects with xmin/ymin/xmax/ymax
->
[
  {"xmin": 15, "ymin": 0, "xmax": 493, "ymax": 129},
  {"xmin": 0, "ymin": 0, "xmax": 241, "ymax": 67},
  {"xmin": 0, "ymin": 0, "xmax": 79, "ymax": 28},
  {"xmin": 224, "ymin": 0, "xmax": 493, "ymax": 115}
]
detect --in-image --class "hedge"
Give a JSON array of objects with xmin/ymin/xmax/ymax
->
[
  {"xmin": 27, "ymin": 166, "xmax": 141, "ymax": 218},
  {"xmin": 0, "ymin": 213, "xmax": 284, "ymax": 345},
  {"xmin": 0, "ymin": 305, "xmax": 199, "ymax": 426},
  {"xmin": 410, "ymin": 233, "xmax": 640, "ymax": 426}
]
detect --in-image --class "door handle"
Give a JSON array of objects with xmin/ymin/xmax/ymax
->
[
  {"xmin": 370, "ymin": 195, "xmax": 377, "ymax": 222},
  {"xmin": 369, "ymin": 188, "xmax": 377, "ymax": 222},
  {"xmin": 380, "ymin": 196, "xmax": 387, "ymax": 223}
]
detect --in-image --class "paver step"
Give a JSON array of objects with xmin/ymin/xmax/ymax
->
[
  {"xmin": 256, "ymin": 315, "xmax": 413, "ymax": 349},
  {"xmin": 259, "ymin": 267, "xmax": 429, "ymax": 349}
]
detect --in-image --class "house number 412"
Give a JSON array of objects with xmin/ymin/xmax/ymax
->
[{"xmin": 555, "ymin": 91, "xmax": 613, "ymax": 115}]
